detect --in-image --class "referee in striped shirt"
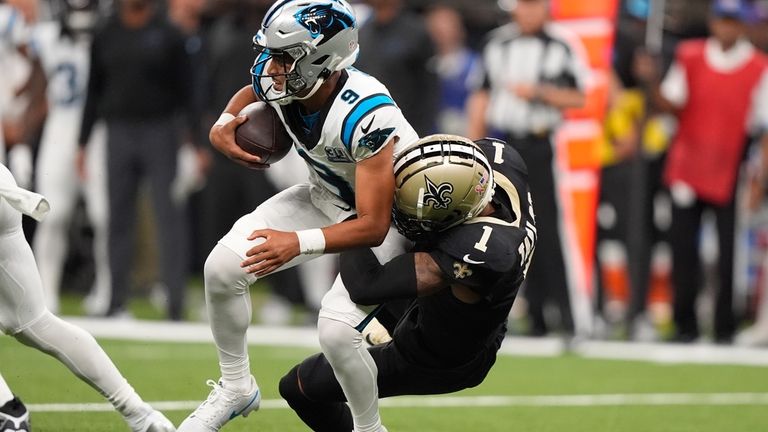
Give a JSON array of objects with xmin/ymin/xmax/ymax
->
[{"xmin": 467, "ymin": 0, "xmax": 588, "ymax": 337}]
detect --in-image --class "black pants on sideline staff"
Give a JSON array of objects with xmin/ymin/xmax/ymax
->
[
  {"xmin": 106, "ymin": 118, "xmax": 188, "ymax": 320},
  {"xmin": 669, "ymin": 195, "xmax": 736, "ymax": 342},
  {"xmin": 507, "ymin": 135, "xmax": 574, "ymax": 335}
]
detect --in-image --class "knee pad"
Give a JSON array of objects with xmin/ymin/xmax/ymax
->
[
  {"xmin": 13, "ymin": 312, "xmax": 62, "ymax": 354},
  {"xmin": 280, "ymin": 353, "xmax": 342, "ymax": 404},
  {"xmin": 318, "ymin": 318, "xmax": 362, "ymax": 363},
  {"xmin": 204, "ymin": 244, "xmax": 253, "ymax": 297},
  {"xmin": 279, "ymin": 366, "xmax": 305, "ymax": 407}
]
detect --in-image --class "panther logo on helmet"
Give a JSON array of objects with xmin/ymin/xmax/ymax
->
[
  {"xmin": 295, "ymin": 3, "xmax": 355, "ymax": 41},
  {"xmin": 251, "ymin": 0, "xmax": 359, "ymax": 104},
  {"xmin": 423, "ymin": 177, "xmax": 453, "ymax": 210}
]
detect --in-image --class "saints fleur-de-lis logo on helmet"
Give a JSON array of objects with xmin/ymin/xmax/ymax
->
[{"xmin": 423, "ymin": 176, "xmax": 453, "ymax": 210}]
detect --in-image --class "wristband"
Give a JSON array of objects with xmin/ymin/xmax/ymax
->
[
  {"xmin": 214, "ymin": 112, "xmax": 235, "ymax": 127},
  {"xmin": 296, "ymin": 229, "xmax": 326, "ymax": 255}
]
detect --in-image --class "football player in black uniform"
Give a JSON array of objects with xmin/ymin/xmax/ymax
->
[{"xmin": 279, "ymin": 134, "xmax": 537, "ymax": 431}]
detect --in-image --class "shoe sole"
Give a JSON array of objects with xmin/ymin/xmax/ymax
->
[{"xmin": 234, "ymin": 390, "xmax": 261, "ymax": 419}]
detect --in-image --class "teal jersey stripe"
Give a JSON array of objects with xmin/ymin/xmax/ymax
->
[{"xmin": 341, "ymin": 93, "xmax": 394, "ymax": 151}]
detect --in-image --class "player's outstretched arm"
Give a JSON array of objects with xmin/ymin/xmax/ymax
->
[
  {"xmin": 340, "ymin": 248, "xmax": 447, "ymax": 306},
  {"xmin": 209, "ymin": 85, "xmax": 268, "ymax": 169}
]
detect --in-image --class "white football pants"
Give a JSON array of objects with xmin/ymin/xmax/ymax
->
[
  {"xmin": 208, "ymin": 181, "xmax": 406, "ymax": 431},
  {"xmin": 33, "ymin": 118, "xmax": 110, "ymax": 314},
  {"xmin": 0, "ymin": 164, "xmax": 146, "ymax": 420}
]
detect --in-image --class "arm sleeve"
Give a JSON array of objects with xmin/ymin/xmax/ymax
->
[
  {"xmin": 545, "ymin": 25, "xmax": 590, "ymax": 91},
  {"xmin": 428, "ymin": 248, "xmax": 500, "ymax": 293},
  {"xmin": 568, "ymin": 39, "xmax": 590, "ymax": 91},
  {"xmin": 660, "ymin": 60, "xmax": 688, "ymax": 108},
  {"xmin": 339, "ymin": 248, "xmax": 418, "ymax": 306},
  {"xmin": 475, "ymin": 48, "xmax": 492, "ymax": 92},
  {"xmin": 78, "ymin": 35, "xmax": 102, "ymax": 147},
  {"xmin": 171, "ymin": 29, "xmax": 199, "ymax": 146},
  {"xmin": 750, "ymin": 69, "xmax": 768, "ymax": 135}
]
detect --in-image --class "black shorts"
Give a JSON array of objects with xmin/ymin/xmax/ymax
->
[{"xmin": 291, "ymin": 341, "xmax": 499, "ymax": 403}]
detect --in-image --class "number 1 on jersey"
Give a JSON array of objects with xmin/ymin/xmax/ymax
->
[
  {"xmin": 474, "ymin": 226, "xmax": 493, "ymax": 252},
  {"xmin": 491, "ymin": 141, "xmax": 504, "ymax": 164}
]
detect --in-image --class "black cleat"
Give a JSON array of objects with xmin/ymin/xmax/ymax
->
[{"xmin": 0, "ymin": 397, "xmax": 30, "ymax": 431}]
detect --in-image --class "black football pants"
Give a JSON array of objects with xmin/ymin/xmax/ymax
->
[{"xmin": 279, "ymin": 341, "xmax": 498, "ymax": 432}]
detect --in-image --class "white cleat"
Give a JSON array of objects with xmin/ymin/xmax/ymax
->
[
  {"xmin": 178, "ymin": 376, "xmax": 260, "ymax": 432},
  {"xmin": 126, "ymin": 406, "xmax": 176, "ymax": 432}
]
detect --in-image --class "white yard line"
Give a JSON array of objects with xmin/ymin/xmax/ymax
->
[
  {"xmin": 62, "ymin": 317, "xmax": 768, "ymax": 367},
  {"xmin": 27, "ymin": 393, "xmax": 768, "ymax": 413}
]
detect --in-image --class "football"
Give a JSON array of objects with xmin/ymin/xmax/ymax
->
[{"xmin": 234, "ymin": 102, "xmax": 293, "ymax": 165}]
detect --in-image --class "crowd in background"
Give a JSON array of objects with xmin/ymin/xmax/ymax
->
[{"xmin": 2, "ymin": 0, "xmax": 768, "ymax": 347}]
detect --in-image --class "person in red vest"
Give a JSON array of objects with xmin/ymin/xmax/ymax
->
[{"xmin": 644, "ymin": 0, "xmax": 768, "ymax": 343}]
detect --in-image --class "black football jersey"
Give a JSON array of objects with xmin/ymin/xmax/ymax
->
[{"xmin": 393, "ymin": 138, "xmax": 537, "ymax": 368}]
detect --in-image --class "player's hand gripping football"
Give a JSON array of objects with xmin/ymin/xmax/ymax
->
[
  {"xmin": 241, "ymin": 229, "xmax": 300, "ymax": 276},
  {"xmin": 209, "ymin": 115, "xmax": 270, "ymax": 169}
]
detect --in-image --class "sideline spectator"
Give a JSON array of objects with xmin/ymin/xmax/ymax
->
[
  {"xmin": 77, "ymin": 0, "xmax": 194, "ymax": 320},
  {"xmin": 467, "ymin": 0, "xmax": 588, "ymax": 337},
  {"xmin": 425, "ymin": 4, "xmax": 481, "ymax": 136},
  {"xmin": 643, "ymin": 0, "xmax": 768, "ymax": 343}
]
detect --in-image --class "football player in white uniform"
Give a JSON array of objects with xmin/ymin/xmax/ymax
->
[
  {"xmin": 32, "ymin": 0, "xmax": 110, "ymax": 316},
  {"xmin": 179, "ymin": 1, "xmax": 417, "ymax": 431},
  {"xmin": 0, "ymin": 163, "xmax": 176, "ymax": 432}
]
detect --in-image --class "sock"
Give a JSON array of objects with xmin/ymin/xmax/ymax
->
[
  {"xmin": 0, "ymin": 373, "xmax": 14, "ymax": 406},
  {"xmin": 14, "ymin": 312, "xmax": 146, "ymax": 419},
  {"xmin": 220, "ymin": 356, "xmax": 252, "ymax": 392},
  {"xmin": 204, "ymin": 244, "xmax": 255, "ymax": 393},
  {"xmin": 318, "ymin": 317, "xmax": 382, "ymax": 432}
]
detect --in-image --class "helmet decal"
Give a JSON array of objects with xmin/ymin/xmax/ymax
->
[
  {"xmin": 392, "ymin": 134, "xmax": 496, "ymax": 241},
  {"xmin": 358, "ymin": 127, "xmax": 395, "ymax": 151},
  {"xmin": 252, "ymin": 0, "xmax": 358, "ymax": 104},
  {"xmin": 475, "ymin": 174, "xmax": 489, "ymax": 195},
  {"xmin": 294, "ymin": 3, "xmax": 355, "ymax": 42},
  {"xmin": 423, "ymin": 177, "xmax": 453, "ymax": 210}
]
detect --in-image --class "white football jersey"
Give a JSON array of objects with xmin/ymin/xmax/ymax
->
[
  {"xmin": 34, "ymin": 21, "xmax": 90, "ymax": 113},
  {"xmin": 254, "ymin": 67, "xmax": 419, "ymax": 209}
]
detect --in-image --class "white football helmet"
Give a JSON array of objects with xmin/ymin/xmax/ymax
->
[
  {"xmin": 393, "ymin": 134, "xmax": 496, "ymax": 241},
  {"xmin": 251, "ymin": 0, "xmax": 359, "ymax": 104}
]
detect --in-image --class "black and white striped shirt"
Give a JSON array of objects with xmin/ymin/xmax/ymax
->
[{"xmin": 478, "ymin": 22, "xmax": 589, "ymax": 136}]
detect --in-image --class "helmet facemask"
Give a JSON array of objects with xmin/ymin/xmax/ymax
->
[{"xmin": 251, "ymin": 41, "xmax": 320, "ymax": 103}]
